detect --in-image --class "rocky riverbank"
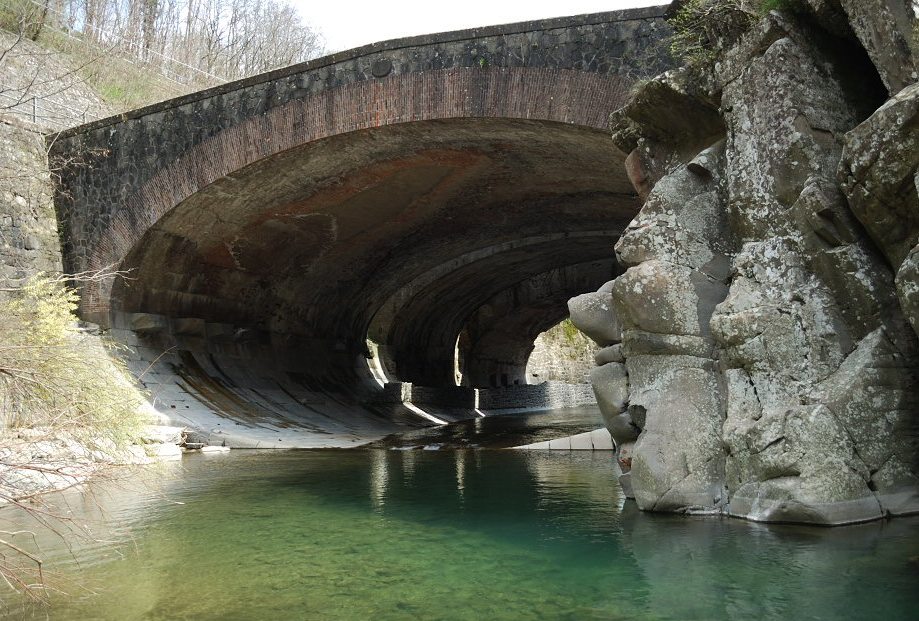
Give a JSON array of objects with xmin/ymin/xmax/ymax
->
[
  {"xmin": 0, "ymin": 412, "xmax": 186, "ymax": 504},
  {"xmin": 575, "ymin": 0, "xmax": 919, "ymax": 525},
  {"xmin": 0, "ymin": 30, "xmax": 182, "ymax": 505}
]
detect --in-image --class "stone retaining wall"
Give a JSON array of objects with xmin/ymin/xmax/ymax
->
[{"xmin": 477, "ymin": 381, "xmax": 596, "ymax": 411}]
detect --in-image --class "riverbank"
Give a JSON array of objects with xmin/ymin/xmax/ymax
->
[
  {"xmin": 0, "ymin": 29, "xmax": 199, "ymax": 508},
  {"xmin": 0, "ymin": 415, "xmax": 185, "ymax": 504}
]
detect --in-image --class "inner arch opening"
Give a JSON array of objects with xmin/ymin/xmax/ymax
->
[
  {"xmin": 107, "ymin": 117, "xmax": 639, "ymax": 444},
  {"xmin": 525, "ymin": 318, "xmax": 599, "ymax": 386}
]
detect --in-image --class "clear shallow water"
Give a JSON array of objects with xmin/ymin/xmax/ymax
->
[{"xmin": 2, "ymin": 450, "xmax": 919, "ymax": 620}]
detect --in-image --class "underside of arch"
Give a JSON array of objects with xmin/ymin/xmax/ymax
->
[{"xmin": 106, "ymin": 117, "xmax": 637, "ymax": 442}]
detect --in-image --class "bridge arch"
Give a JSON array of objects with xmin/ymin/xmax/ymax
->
[
  {"xmin": 50, "ymin": 8, "xmax": 672, "ymax": 444},
  {"xmin": 79, "ymin": 67, "xmax": 630, "ymax": 316}
]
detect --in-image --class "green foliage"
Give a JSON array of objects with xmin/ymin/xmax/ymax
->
[
  {"xmin": 31, "ymin": 31, "xmax": 187, "ymax": 109},
  {"xmin": 668, "ymin": 0, "xmax": 800, "ymax": 66},
  {"xmin": 97, "ymin": 83, "xmax": 129, "ymax": 103},
  {"xmin": 628, "ymin": 77, "xmax": 651, "ymax": 97},
  {"xmin": 526, "ymin": 318, "xmax": 597, "ymax": 383},
  {"xmin": 1, "ymin": 4, "xmax": 195, "ymax": 112},
  {"xmin": 668, "ymin": 0, "xmax": 723, "ymax": 66},
  {"xmin": 756, "ymin": 0, "xmax": 802, "ymax": 14},
  {"xmin": 560, "ymin": 319, "xmax": 581, "ymax": 345},
  {"xmin": 89, "ymin": 70, "xmax": 162, "ymax": 109},
  {"xmin": 0, "ymin": 274, "xmax": 145, "ymax": 449}
]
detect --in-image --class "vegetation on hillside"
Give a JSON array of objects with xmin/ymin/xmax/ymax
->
[
  {"xmin": 0, "ymin": 0, "xmax": 324, "ymax": 81},
  {"xmin": 0, "ymin": 0, "xmax": 327, "ymax": 602},
  {"xmin": 0, "ymin": 272, "xmax": 148, "ymax": 598},
  {"xmin": 0, "ymin": 0, "xmax": 325, "ymax": 113},
  {"xmin": 0, "ymin": 272, "xmax": 145, "ymax": 444},
  {"xmin": 670, "ymin": 0, "xmax": 919, "ymax": 68},
  {"xmin": 526, "ymin": 319, "xmax": 597, "ymax": 385}
]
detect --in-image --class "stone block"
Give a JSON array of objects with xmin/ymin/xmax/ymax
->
[
  {"xmin": 569, "ymin": 431, "xmax": 593, "ymax": 450},
  {"xmin": 594, "ymin": 344, "xmax": 624, "ymax": 365},
  {"xmin": 172, "ymin": 317, "xmax": 206, "ymax": 336},
  {"xmin": 548, "ymin": 436, "xmax": 572, "ymax": 450},
  {"xmin": 589, "ymin": 362, "xmax": 629, "ymax": 425},
  {"xmin": 590, "ymin": 427, "xmax": 614, "ymax": 450},
  {"xmin": 837, "ymin": 0, "xmax": 918, "ymax": 94},
  {"xmin": 896, "ymin": 244, "xmax": 919, "ymax": 339}
]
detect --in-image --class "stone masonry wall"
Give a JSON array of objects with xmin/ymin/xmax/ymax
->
[
  {"xmin": 0, "ymin": 120, "xmax": 62, "ymax": 293},
  {"xmin": 477, "ymin": 382, "xmax": 596, "ymax": 411},
  {"xmin": 525, "ymin": 319, "xmax": 598, "ymax": 384},
  {"xmin": 374, "ymin": 381, "xmax": 596, "ymax": 412},
  {"xmin": 0, "ymin": 28, "xmax": 112, "ymax": 291}
]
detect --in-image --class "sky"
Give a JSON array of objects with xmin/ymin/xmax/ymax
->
[{"xmin": 291, "ymin": 0, "xmax": 665, "ymax": 54}]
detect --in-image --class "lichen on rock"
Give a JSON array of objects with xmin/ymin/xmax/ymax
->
[{"xmin": 577, "ymin": 0, "xmax": 919, "ymax": 524}]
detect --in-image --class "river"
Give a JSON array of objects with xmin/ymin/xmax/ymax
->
[{"xmin": 1, "ymin": 413, "xmax": 918, "ymax": 620}]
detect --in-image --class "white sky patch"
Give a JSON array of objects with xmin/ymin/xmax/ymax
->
[{"xmin": 291, "ymin": 0, "xmax": 665, "ymax": 54}]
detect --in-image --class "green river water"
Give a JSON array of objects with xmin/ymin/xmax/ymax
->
[{"xmin": 2, "ymin": 447, "xmax": 919, "ymax": 620}]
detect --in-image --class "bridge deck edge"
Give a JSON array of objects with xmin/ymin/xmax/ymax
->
[{"xmin": 48, "ymin": 4, "xmax": 668, "ymax": 144}]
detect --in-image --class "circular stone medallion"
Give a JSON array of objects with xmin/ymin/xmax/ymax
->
[{"xmin": 371, "ymin": 58, "xmax": 393, "ymax": 78}]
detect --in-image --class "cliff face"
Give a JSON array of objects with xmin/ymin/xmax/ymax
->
[{"xmin": 573, "ymin": 0, "xmax": 919, "ymax": 524}]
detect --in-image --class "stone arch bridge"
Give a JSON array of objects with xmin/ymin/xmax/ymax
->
[{"xmin": 50, "ymin": 6, "xmax": 671, "ymax": 446}]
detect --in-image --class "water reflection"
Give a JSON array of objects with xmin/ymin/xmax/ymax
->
[
  {"xmin": 370, "ymin": 449, "xmax": 388, "ymax": 511},
  {"xmin": 369, "ymin": 404, "xmax": 606, "ymax": 449},
  {"xmin": 0, "ymin": 451, "xmax": 916, "ymax": 621},
  {"xmin": 455, "ymin": 449, "xmax": 466, "ymax": 500},
  {"xmin": 618, "ymin": 505, "xmax": 919, "ymax": 620},
  {"xmin": 400, "ymin": 449, "xmax": 417, "ymax": 481}
]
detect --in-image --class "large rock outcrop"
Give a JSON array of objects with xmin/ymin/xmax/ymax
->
[
  {"xmin": 575, "ymin": 1, "xmax": 919, "ymax": 524},
  {"xmin": 839, "ymin": 82, "xmax": 919, "ymax": 340}
]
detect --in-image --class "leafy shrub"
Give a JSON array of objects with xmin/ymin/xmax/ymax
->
[
  {"xmin": 561, "ymin": 319, "xmax": 582, "ymax": 345},
  {"xmin": 757, "ymin": 0, "xmax": 802, "ymax": 14},
  {"xmin": 0, "ymin": 274, "xmax": 145, "ymax": 449}
]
